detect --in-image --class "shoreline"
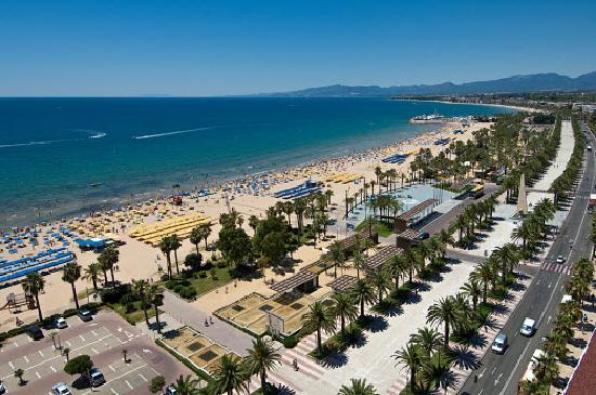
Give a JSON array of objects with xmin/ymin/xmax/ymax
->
[
  {"xmin": 1, "ymin": 120, "xmax": 460, "ymax": 229},
  {"xmin": 394, "ymin": 98, "xmax": 540, "ymax": 114}
]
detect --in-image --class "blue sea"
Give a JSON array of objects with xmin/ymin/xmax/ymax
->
[{"xmin": 0, "ymin": 97, "xmax": 512, "ymax": 226}]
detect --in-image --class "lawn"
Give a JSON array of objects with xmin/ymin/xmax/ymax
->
[{"xmin": 189, "ymin": 265, "xmax": 233, "ymax": 294}]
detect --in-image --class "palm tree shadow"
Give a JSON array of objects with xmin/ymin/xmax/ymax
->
[
  {"xmin": 493, "ymin": 303, "xmax": 510, "ymax": 316},
  {"xmin": 275, "ymin": 384, "xmax": 298, "ymax": 395},
  {"xmin": 509, "ymin": 281, "xmax": 527, "ymax": 292},
  {"xmin": 480, "ymin": 316, "xmax": 500, "ymax": 332},
  {"xmin": 365, "ymin": 315, "xmax": 389, "ymax": 333},
  {"xmin": 320, "ymin": 351, "xmax": 349, "ymax": 368},
  {"xmin": 416, "ymin": 282, "xmax": 432, "ymax": 292},
  {"xmin": 449, "ymin": 344, "xmax": 481, "ymax": 370}
]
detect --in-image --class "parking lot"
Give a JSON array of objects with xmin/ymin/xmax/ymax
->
[{"xmin": 0, "ymin": 311, "xmax": 191, "ymax": 394}]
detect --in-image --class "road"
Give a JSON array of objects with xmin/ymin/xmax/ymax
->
[{"xmin": 459, "ymin": 121, "xmax": 596, "ymax": 395}]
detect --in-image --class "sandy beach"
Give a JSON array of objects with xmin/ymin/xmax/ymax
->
[{"xmin": 0, "ymin": 116, "xmax": 492, "ymax": 330}]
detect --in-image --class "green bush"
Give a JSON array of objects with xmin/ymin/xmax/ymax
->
[{"xmin": 281, "ymin": 334, "xmax": 299, "ymax": 348}]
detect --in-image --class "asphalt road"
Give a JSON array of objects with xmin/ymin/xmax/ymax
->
[{"xmin": 459, "ymin": 122, "xmax": 596, "ymax": 395}]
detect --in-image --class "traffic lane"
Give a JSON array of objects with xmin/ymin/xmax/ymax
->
[{"xmin": 462, "ymin": 145, "xmax": 595, "ymax": 394}]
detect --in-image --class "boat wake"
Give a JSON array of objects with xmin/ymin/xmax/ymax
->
[
  {"xmin": 71, "ymin": 129, "xmax": 108, "ymax": 139},
  {"xmin": 0, "ymin": 140, "xmax": 56, "ymax": 149},
  {"xmin": 133, "ymin": 127, "xmax": 213, "ymax": 140},
  {"xmin": 89, "ymin": 132, "xmax": 107, "ymax": 139}
]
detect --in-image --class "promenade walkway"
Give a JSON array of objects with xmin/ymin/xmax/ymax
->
[
  {"xmin": 273, "ymin": 258, "xmax": 478, "ymax": 394},
  {"xmin": 159, "ymin": 290, "xmax": 254, "ymax": 356}
]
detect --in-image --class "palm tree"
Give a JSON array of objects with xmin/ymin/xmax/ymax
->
[
  {"xmin": 426, "ymin": 296, "xmax": 458, "ymax": 348},
  {"xmin": 460, "ymin": 280, "xmax": 482, "ymax": 311},
  {"xmin": 98, "ymin": 246, "xmax": 119, "ymax": 285},
  {"xmin": 338, "ymin": 378, "xmax": 379, "ymax": 395},
  {"xmin": 453, "ymin": 215, "xmax": 467, "ymax": 244},
  {"xmin": 210, "ymin": 355, "xmax": 249, "ymax": 395},
  {"xmin": 534, "ymin": 351, "xmax": 559, "ymax": 386},
  {"xmin": 22, "ymin": 272, "xmax": 45, "ymax": 321},
  {"xmin": 170, "ymin": 234, "xmax": 182, "ymax": 275},
  {"xmin": 82, "ymin": 262, "xmax": 101, "ymax": 291},
  {"xmin": 393, "ymin": 343, "xmax": 422, "ymax": 393},
  {"xmin": 388, "ymin": 254, "xmax": 407, "ymax": 289},
  {"xmin": 470, "ymin": 262, "xmax": 494, "ymax": 304},
  {"xmin": 410, "ymin": 327, "xmax": 443, "ymax": 356},
  {"xmin": 329, "ymin": 241, "xmax": 345, "ymax": 278},
  {"xmin": 172, "ymin": 375, "xmax": 201, "ymax": 395},
  {"xmin": 132, "ymin": 279, "xmax": 151, "ymax": 328},
  {"xmin": 159, "ymin": 236, "xmax": 173, "ymax": 278},
  {"xmin": 293, "ymin": 198, "xmax": 307, "ymax": 233},
  {"xmin": 351, "ymin": 279, "xmax": 377, "ymax": 318},
  {"xmin": 147, "ymin": 285, "xmax": 163, "ymax": 333},
  {"xmin": 189, "ymin": 226, "xmax": 202, "ymax": 255},
  {"xmin": 494, "ymin": 243, "xmax": 520, "ymax": 283},
  {"xmin": 14, "ymin": 368, "xmax": 25, "ymax": 386},
  {"xmin": 371, "ymin": 270, "xmax": 391, "ymax": 304},
  {"xmin": 331, "ymin": 292, "xmax": 358, "ymax": 335},
  {"xmin": 244, "ymin": 337, "xmax": 281, "ymax": 393},
  {"xmin": 302, "ymin": 301, "xmax": 336, "ymax": 353},
  {"xmin": 62, "ymin": 262, "xmax": 82, "ymax": 310},
  {"xmin": 404, "ymin": 248, "xmax": 421, "ymax": 283},
  {"xmin": 352, "ymin": 250, "xmax": 366, "ymax": 279},
  {"xmin": 198, "ymin": 223, "xmax": 212, "ymax": 250},
  {"xmin": 419, "ymin": 350, "xmax": 456, "ymax": 394}
]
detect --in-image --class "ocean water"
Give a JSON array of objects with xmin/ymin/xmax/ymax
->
[{"xmin": 0, "ymin": 97, "xmax": 512, "ymax": 225}]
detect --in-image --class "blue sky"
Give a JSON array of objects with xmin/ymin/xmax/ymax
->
[{"xmin": 1, "ymin": 0, "xmax": 595, "ymax": 96}]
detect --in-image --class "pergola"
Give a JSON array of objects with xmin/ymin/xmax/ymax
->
[
  {"xmin": 395, "ymin": 199, "xmax": 438, "ymax": 232},
  {"xmin": 270, "ymin": 270, "xmax": 318, "ymax": 293},
  {"xmin": 328, "ymin": 275, "xmax": 358, "ymax": 293},
  {"xmin": 364, "ymin": 245, "xmax": 402, "ymax": 273}
]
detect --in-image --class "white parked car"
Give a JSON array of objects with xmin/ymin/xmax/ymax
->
[
  {"xmin": 51, "ymin": 382, "xmax": 72, "ymax": 395},
  {"xmin": 520, "ymin": 317, "xmax": 536, "ymax": 336},
  {"xmin": 491, "ymin": 333, "xmax": 508, "ymax": 354},
  {"xmin": 556, "ymin": 255, "xmax": 565, "ymax": 264},
  {"xmin": 55, "ymin": 316, "xmax": 68, "ymax": 329}
]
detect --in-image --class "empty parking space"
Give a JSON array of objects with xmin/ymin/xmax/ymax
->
[{"xmin": 81, "ymin": 354, "xmax": 159, "ymax": 395}]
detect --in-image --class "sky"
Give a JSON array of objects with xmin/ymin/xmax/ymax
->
[{"xmin": 1, "ymin": 0, "xmax": 595, "ymax": 96}]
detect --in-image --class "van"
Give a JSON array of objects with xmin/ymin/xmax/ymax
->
[
  {"xmin": 89, "ymin": 368, "xmax": 105, "ymax": 387},
  {"xmin": 491, "ymin": 333, "xmax": 508, "ymax": 354},
  {"xmin": 520, "ymin": 318, "xmax": 536, "ymax": 336}
]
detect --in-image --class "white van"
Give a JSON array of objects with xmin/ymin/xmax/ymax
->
[
  {"xmin": 520, "ymin": 318, "xmax": 536, "ymax": 336},
  {"xmin": 491, "ymin": 333, "xmax": 508, "ymax": 354}
]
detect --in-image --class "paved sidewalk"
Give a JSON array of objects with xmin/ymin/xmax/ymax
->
[
  {"xmin": 273, "ymin": 259, "xmax": 478, "ymax": 394},
  {"xmin": 160, "ymin": 290, "xmax": 254, "ymax": 355}
]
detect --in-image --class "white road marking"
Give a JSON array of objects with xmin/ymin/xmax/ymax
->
[
  {"xmin": 38, "ymin": 350, "xmax": 44, "ymax": 357},
  {"xmin": 110, "ymin": 388, "xmax": 118, "ymax": 395},
  {"xmin": 91, "ymin": 347, "xmax": 99, "ymax": 355},
  {"xmin": 138, "ymin": 373, "xmax": 148, "ymax": 382},
  {"xmin": 36, "ymin": 371, "xmax": 41, "ymax": 379},
  {"xmin": 125, "ymin": 379, "xmax": 133, "ymax": 390},
  {"xmin": 109, "ymin": 364, "xmax": 116, "ymax": 372},
  {"xmin": 50, "ymin": 366, "xmax": 56, "ymax": 372},
  {"xmin": 23, "ymin": 356, "xmax": 29, "ymax": 363},
  {"xmin": 79, "ymin": 334, "xmax": 86, "ymax": 342},
  {"xmin": 8, "ymin": 361, "xmax": 15, "ymax": 370}
]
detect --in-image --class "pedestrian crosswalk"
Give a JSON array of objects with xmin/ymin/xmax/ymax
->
[
  {"xmin": 541, "ymin": 261, "xmax": 572, "ymax": 275},
  {"xmin": 280, "ymin": 333, "xmax": 328, "ymax": 382},
  {"xmin": 386, "ymin": 371, "xmax": 408, "ymax": 394}
]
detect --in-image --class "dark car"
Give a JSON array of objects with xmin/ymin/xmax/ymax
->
[
  {"xmin": 416, "ymin": 232, "xmax": 430, "ymax": 240},
  {"xmin": 25, "ymin": 325, "xmax": 44, "ymax": 340},
  {"xmin": 78, "ymin": 309, "xmax": 93, "ymax": 322}
]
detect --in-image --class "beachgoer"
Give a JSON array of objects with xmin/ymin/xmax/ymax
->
[
  {"xmin": 210, "ymin": 316, "xmax": 214, "ymax": 324},
  {"xmin": 293, "ymin": 358, "xmax": 299, "ymax": 371}
]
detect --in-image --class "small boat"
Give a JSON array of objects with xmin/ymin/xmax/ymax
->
[{"xmin": 89, "ymin": 183, "xmax": 103, "ymax": 188}]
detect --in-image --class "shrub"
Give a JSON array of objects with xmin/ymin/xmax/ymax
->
[
  {"xmin": 281, "ymin": 334, "xmax": 298, "ymax": 348},
  {"xmin": 64, "ymin": 354, "xmax": 93, "ymax": 376},
  {"xmin": 149, "ymin": 375, "xmax": 166, "ymax": 393}
]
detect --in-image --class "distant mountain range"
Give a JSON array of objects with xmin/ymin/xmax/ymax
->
[{"xmin": 262, "ymin": 71, "xmax": 596, "ymax": 97}]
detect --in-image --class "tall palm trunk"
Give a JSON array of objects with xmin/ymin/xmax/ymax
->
[
  {"xmin": 35, "ymin": 293, "xmax": 43, "ymax": 321},
  {"xmin": 260, "ymin": 369, "xmax": 267, "ymax": 393},
  {"xmin": 110, "ymin": 268, "xmax": 115, "ymax": 284},
  {"xmin": 70, "ymin": 282, "xmax": 80, "ymax": 310},
  {"xmin": 174, "ymin": 250, "xmax": 180, "ymax": 275},
  {"xmin": 317, "ymin": 328, "xmax": 322, "ymax": 351},
  {"xmin": 154, "ymin": 304, "xmax": 161, "ymax": 333},
  {"xmin": 444, "ymin": 321, "xmax": 450, "ymax": 347}
]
